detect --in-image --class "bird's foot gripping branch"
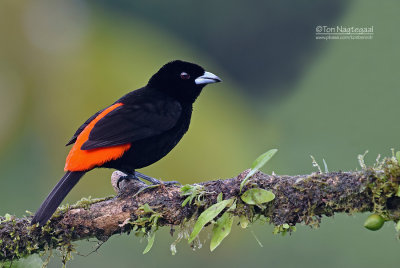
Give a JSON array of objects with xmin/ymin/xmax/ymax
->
[{"xmin": 1, "ymin": 150, "xmax": 400, "ymax": 265}]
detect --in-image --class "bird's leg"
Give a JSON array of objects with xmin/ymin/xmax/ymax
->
[
  {"xmin": 130, "ymin": 172, "xmax": 180, "ymax": 197},
  {"xmin": 117, "ymin": 170, "xmax": 179, "ymax": 190},
  {"xmin": 116, "ymin": 172, "xmax": 143, "ymax": 190},
  {"xmin": 134, "ymin": 171, "xmax": 161, "ymax": 185},
  {"xmin": 135, "ymin": 171, "xmax": 180, "ymax": 186}
]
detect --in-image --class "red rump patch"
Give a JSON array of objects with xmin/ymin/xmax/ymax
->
[{"xmin": 64, "ymin": 103, "xmax": 131, "ymax": 171}]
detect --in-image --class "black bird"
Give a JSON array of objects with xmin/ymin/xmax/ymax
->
[{"xmin": 31, "ymin": 60, "xmax": 221, "ymax": 226}]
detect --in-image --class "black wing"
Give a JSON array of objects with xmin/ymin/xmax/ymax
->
[
  {"xmin": 80, "ymin": 100, "xmax": 182, "ymax": 150},
  {"xmin": 66, "ymin": 109, "xmax": 105, "ymax": 146}
]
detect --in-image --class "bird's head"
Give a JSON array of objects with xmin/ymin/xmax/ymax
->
[{"xmin": 148, "ymin": 60, "xmax": 221, "ymax": 103}]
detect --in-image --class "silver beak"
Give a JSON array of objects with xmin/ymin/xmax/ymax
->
[{"xmin": 195, "ymin": 71, "xmax": 222, "ymax": 85}]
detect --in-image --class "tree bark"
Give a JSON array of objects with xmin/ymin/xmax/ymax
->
[{"xmin": 1, "ymin": 156, "xmax": 400, "ymax": 262}]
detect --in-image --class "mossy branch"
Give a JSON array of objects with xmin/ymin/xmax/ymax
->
[{"xmin": 1, "ymin": 155, "xmax": 400, "ymax": 262}]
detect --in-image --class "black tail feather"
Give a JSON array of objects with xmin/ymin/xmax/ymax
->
[{"xmin": 31, "ymin": 171, "xmax": 86, "ymax": 226}]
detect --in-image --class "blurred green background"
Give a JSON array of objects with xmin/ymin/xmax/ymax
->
[{"xmin": 1, "ymin": 0, "xmax": 400, "ymax": 267}]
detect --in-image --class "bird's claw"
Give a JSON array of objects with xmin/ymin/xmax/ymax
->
[
  {"xmin": 116, "ymin": 174, "xmax": 143, "ymax": 190},
  {"xmin": 161, "ymin": 180, "xmax": 181, "ymax": 186},
  {"xmin": 116, "ymin": 171, "xmax": 180, "ymax": 192},
  {"xmin": 133, "ymin": 172, "xmax": 181, "ymax": 186}
]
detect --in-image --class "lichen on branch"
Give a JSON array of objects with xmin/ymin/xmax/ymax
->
[{"xmin": 1, "ymin": 152, "xmax": 400, "ymax": 263}]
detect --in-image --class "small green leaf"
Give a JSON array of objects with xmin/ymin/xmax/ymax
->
[
  {"xmin": 239, "ymin": 215, "xmax": 249, "ymax": 229},
  {"xmin": 182, "ymin": 196, "xmax": 192, "ymax": 207},
  {"xmin": 255, "ymin": 214, "xmax": 269, "ymax": 224},
  {"xmin": 1, "ymin": 213, "xmax": 12, "ymax": 223},
  {"xmin": 143, "ymin": 231, "xmax": 156, "ymax": 254},
  {"xmin": 282, "ymin": 223, "xmax": 290, "ymax": 229},
  {"xmin": 25, "ymin": 210, "xmax": 33, "ymax": 215},
  {"xmin": 227, "ymin": 200, "xmax": 236, "ymax": 211},
  {"xmin": 241, "ymin": 188, "xmax": 275, "ymax": 205},
  {"xmin": 210, "ymin": 212, "xmax": 234, "ymax": 251},
  {"xmin": 396, "ymin": 151, "xmax": 400, "ymax": 162},
  {"xmin": 396, "ymin": 221, "xmax": 400, "ymax": 232},
  {"xmin": 188, "ymin": 199, "xmax": 233, "ymax": 243},
  {"xmin": 141, "ymin": 204, "xmax": 155, "ymax": 213},
  {"xmin": 5, "ymin": 213, "xmax": 12, "ymax": 221},
  {"xmin": 217, "ymin": 192, "xmax": 223, "ymax": 203},
  {"xmin": 364, "ymin": 214, "xmax": 385, "ymax": 231},
  {"xmin": 180, "ymin": 184, "xmax": 205, "ymax": 207},
  {"xmin": 396, "ymin": 186, "xmax": 400, "ymax": 197},
  {"xmin": 180, "ymin": 184, "xmax": 194, "ymax": 195},
  {"xmin": 250, "ymin": 149, "xmax": 278, "ymax": 170},
  {"xmin": 133, "ymin": 217, "xmax": 150, "ymax": 226},
  {"xmin": 240, "ymin": 149, "xmax": 278, "ymax": 192}
]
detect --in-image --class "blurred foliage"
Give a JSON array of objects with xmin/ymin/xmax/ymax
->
[
  {"xmin": 98, "ymin": 0, "xmax": 348, "ymax": 98},
  {"xmin": 0, "ymin": 0, "xmax": 399, "ymax": 267}
]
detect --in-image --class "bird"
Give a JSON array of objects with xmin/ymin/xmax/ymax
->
[{"xmin": 31, "ymin": 60, "xmax": 221, "ymax": 226}]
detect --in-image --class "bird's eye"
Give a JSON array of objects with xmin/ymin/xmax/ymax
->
[{"xmin": 180, "ymin": 72, "xmax": 190, "ymax": 80}]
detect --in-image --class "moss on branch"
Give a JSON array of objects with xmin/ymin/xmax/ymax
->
[{"xmin": 1, "ymin": 153, "xmax": 400, "ymax": 263}]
